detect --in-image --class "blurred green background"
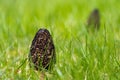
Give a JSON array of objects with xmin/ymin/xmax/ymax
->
[{"xmin": 0, "ymin": 0, "xmax": 120, "ymax": 80}]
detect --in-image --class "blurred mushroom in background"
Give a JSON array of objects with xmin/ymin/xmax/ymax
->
[{"xmin": 87, "ymin": 9, "xmax": 100, "ymax": 30}]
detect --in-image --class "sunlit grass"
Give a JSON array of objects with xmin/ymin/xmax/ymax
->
[{"xmin": 0, "ymin": 0, "xmax": 120, "ymax": 80}]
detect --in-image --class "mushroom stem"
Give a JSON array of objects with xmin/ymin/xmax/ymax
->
[{"xmin": 40, "ymin": 72, "xmax": 45, "ymax": 80}]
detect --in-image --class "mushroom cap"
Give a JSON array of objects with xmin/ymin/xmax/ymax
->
[{"xmin": 29, "ymin": 28, "xmax": 56, "ymax": 70}]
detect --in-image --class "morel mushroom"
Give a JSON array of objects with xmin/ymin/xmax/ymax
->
[
  {"xmin": 87, "ymin": 9, "xmax": 100, "ymax": 30},
  {"xmin": 29, "ymin": 28, "xmax": 56, "ymax": 70}
]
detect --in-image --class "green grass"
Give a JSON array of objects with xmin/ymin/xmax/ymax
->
[{"xmin": 0, "ymin": 0, "xmax": 120, "ymax": 80}]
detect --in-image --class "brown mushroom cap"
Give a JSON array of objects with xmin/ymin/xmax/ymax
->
[
  {"xmin": 29, "ymin": 28, "xmax": 56, "ymax": 70},
  {"xmin": 87, "ymin": 9, "xmax": 100, "ymax": 30}
]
